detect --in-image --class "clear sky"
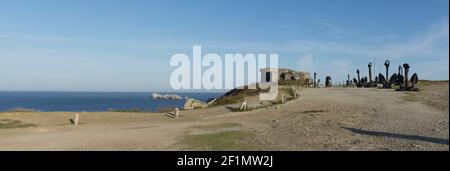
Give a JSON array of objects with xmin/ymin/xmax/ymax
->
[{"xmin": 0, "ymin": 0, "xmax": 448, "ymax": 91}]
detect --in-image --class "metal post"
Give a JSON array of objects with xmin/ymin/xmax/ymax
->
[
  {"xmin": 347, "ymin": 74, "xmax": 350, "ymax": 86},
  {"xmin": 384, "ymin": 60, "xmax": 390, "ymax": 82},
  {"xmin": 403, "ymin": 63, "xmax": 410, "ymax": 88},
  {"xmin": 314, "ymin": 72, "xmax": 317, "ymax": 88},
  {"xmin": 356, "ymin": 69, "xmax": 360, "ymax": 85},
  {"xmin": 368, "ymin": 62, "xmax": 373, "ymax": 86}
]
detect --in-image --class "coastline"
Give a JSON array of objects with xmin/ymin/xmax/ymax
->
[
  {"xmin": 0, "ymin": 91, "xmax": 223, "ymax": 113},
  {"xmin": 1, "ymin": 81, "xmax": 448, "ymax": 151}
]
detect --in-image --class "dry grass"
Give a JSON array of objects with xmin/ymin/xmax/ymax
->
[
  {"xmin": 108, "ymin": 108, "xmax": 149, "ymax": 113},
  {"xmin": 5, "ymin": 107, "xmax": 39, "ymax": 113},
  {"xmin": 190, "ymin": 123, "xmax": 242, "ymax": 131},
  {"xmin": 403, "ymin": 92, "xmax": 418, "ymax": 101},
  {"xmin": 179, "ymin": 122, "xmax": 258, "ymax": 151},
  {"xmin": 0, "ymin": 119, "xmax": 37, "ymax": 129},
  {"xmin": 178, "ymin": 130, "xmax": 258, "ymax": 151}
]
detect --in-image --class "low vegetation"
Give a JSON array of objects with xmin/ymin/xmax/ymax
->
[
  {"xmin": 6, "ymin": 107, "xmax": 40, "ymax": 113},
  {"xmin": 403, "ymin": 92, "xmax": 418, "ymax": 101},
  {"xmin": 107, "ymin": 106, "xmax": 177, "ymax": 113},
  {"xmin": 190, "ymin": 123, "xmax": 241, "ymax": 131},
  {"xmin": 178, "ymin": 130, "xmax": 258, "ymax": 151},
  {"xmin": 0, "ymin": 119, "xmax": 37, "ymax": 129},
  {"xmin": 210, "ymin": 86, "xmax": 267, "ymax": 106},
  {"xmin": 179, "ymin": 123, "xmax": 258, "ymax": 150},
  {"xmin": 227, "ymin": 100, "xmax": 283, "ymax": 112},
  {"xmin": 405, "ymin": 80, "xmax": 449, "ymax": 111},
  {"xmin": 108, "ymin": 108, "xmax": 148, "ymax": 113}
]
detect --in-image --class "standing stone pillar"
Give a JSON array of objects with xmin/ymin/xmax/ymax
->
[
  {"xmin": 174, "ymin": 108, "xmax": 180, "ymax": 118},
  {"xmin": 73, "ymin": 113, "xmax": 79, "ymax": 126},
  {"xmin": 240, "ymin": 98, "xmax": 248, "ymax": 111}
]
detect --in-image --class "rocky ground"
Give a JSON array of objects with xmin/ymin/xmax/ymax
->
[{"xmin": 0, "ymin": 81, "xmax": 448, "ymax": 151}]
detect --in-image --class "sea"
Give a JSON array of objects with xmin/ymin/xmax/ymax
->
[{"xmin": 0, "ymin": 92, "xmax": 224, "ymax": 112}]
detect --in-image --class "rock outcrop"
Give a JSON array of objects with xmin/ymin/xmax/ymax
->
[
  {"xmin": 183, "ymin": 98, "xmax": 208, "ymax": 110},
  {"xmin": 152, "ymin": 93, "xmax": 183, "ymax": 100}
]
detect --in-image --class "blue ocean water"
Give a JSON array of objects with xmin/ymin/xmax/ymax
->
[{"xmin": 0, "ymin": 92, "xmax": 224, "ymax": 112}]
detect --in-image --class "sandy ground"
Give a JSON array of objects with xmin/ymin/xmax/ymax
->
[{"xmin": 0, "ymin": 82, "xmax": 448, "ymax": 151}]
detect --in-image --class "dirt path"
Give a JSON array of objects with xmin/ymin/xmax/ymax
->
[
  {"xmin": 0, "ymin": 84, "xmax": 448, "ymax": 151},
  {"xmin": 232, "ymin": 88, "xmax": 448, "ymax": 151}
]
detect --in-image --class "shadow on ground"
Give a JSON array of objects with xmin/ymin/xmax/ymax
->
[{"xmin": 342, "ymin": 127, "xmax": 449, "ymax": 145}]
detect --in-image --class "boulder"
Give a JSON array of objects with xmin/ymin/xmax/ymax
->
[
  {"xmin": 184, "ymin": 98, "xmax": 208, "ymax": 110},
  {"xmin": 207, "ymin": 98, "xmax": 217, "ymax": 105}
]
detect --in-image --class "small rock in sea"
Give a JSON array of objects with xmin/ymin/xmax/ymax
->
[{"xmin": 152, "ymin": 93, "xmax": 182, "ymax": 100}]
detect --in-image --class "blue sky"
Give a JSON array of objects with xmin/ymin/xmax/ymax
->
[{"xmin": 0, "ymin": 0, "xmax": 448, "ymax": 91}]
